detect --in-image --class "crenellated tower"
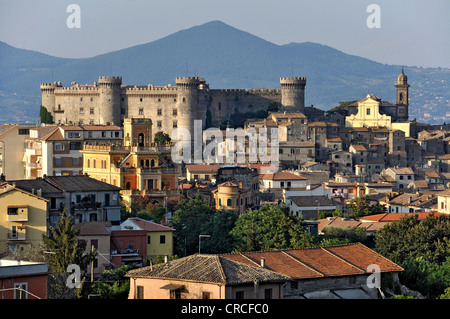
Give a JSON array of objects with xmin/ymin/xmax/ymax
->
[
  {"xmin": 98, "ymin": 76, "xmax": 122, "ymax": 125},
  {"xmin": 280, "ymin": 77, "xmax": 306, "ymax": 113},
  {"xmin": 40, "ymin": 81, "xmax": 62, "ymax": 112}
]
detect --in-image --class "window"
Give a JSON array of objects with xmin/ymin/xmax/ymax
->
[
  {"xmin": 157, "ymin": 121, "xmax": 162, "ymax": 129},
  {"xmin": 227, "ymin": 198, "xmax": 232, "ymax": 207},
  {"xmin": 55, "ymin": 158, "xmax": 62, "ymax": 166},
  {"xmin": 202, "ymin": 292, "xmax": 211, "ymax": 299},
  {"xmin": 219, "ymin": 198, "xmax": 222, "ymax": 206},
  {"xmin": 87, "ymin": 159, "xmax": 90, "ymax": 168},
  {"xmin": 157, "ymin": 108, "xmax": 162, "ymax": 116},
  {"xmin": 18, "ymin": 129, "xmax": 29, "ymax": 135},
  {"xmin": 140, "ymin": 98, "xmax": 143, "ymax": 102},
  {"xmin": 147, "ymin": 236, "xmax": 151, "ymax": 244},
  {"xmin": 90, "ymin": 108, "xmax": 94, "ymax": 114},
  {"xmin": 14, "ymin": 283, "xmax": 28, "ymax": 299},
  {"xmin": 72, "ymin": 157, "xmax": 79, "ymax": 165},
  {"xmin": 55, "ymin": 143, "xmax": 64, "ymax": 151},
  {"xmin": 79, "ymin": 107, "xmax": 84, "ymax": 114},
  {"xmin": 139, "ymin": 108, "xmax": 144, "ymax": 115},
  {"xmin": 91, "ymin": 239, "xmax": 98, "ymax": 249},
  {"xmin": 264, "ymin": 288, "xmax": 272, "ymax": 299},
  {"xmin": 160, "ymin": 235, "xmax": 166, "ymax": 244},
  {"xmin": 173, "ymin": 121, "xmax": 177, "ymax": 128},
  {"xmin": 366, "ymin": 108, "xmax": 371, "ymax": 115},
  {"xmin": 173, "ymin": 109, "xmax": 177, "ymax": 116},
  {"xmin": 7, "ymin": 207, "xmax": 18, "ymax": 215},
  {"xmin": 137, "ymin": 286, "xmax": 144, "ymax": 299}
]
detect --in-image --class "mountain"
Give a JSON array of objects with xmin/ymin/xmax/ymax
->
[{"xmin": 0, "ymin": 20, "xmax": 449, "ymax": 124}]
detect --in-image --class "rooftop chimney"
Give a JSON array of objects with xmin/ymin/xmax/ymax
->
[{"xmin": 260, "ymin": 257, "xmax": 265, "ymax": 268}]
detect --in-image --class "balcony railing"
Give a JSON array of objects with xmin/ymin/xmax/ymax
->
[{"xmin": 111, "ymin": 249, "xmax": 139, "ymax": 256}]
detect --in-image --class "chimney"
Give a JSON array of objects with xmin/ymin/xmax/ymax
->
[
  {"xmin": 164, "ymin": 255, "xmax": 169, "ymax": 264},
  {"xmin": 37, "ymin": 189, "xmax": 42, "ymax": 197},
  {"xmin": 260, "ymin": 257, "xmax": 265, "ymax": 268}
]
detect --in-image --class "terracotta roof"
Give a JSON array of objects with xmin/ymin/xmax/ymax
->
[
  {"xmin": 126, "ymin": 217, "xmax": 174, "ymax": 232},
  {"xmin": 350, "ymin": 144, "xmax": 367, "ymax": 152},
  {"xmin": 425, "ymin": 171, "xmax": 440, "ymax": 178},
  {"xmin": 126, "ymin": 254, "xmax": 290, "ymax": 285},
  {"xmin": 262, "ymin": 172, "xmax": 307, "ymax": 181},
  {"xmin": 318, "ymin": 217, "xmax": 362, "ymax": 231},
  {"xmin": 41, "ymin": 127, "xmax": 64, "ymax": 141},
  {"xmin": 186, "ymin": 164, "xmax": 222, "ymax": 173},
  {"xmin": 359, "ymin": 212, "xmax": 443, "ymax": 222},
  {"xmin": 387, "ymin": 167, "xmax": 414, "ymax": 175},
  {"xmin": 222, "ymin": 243, "xmax": 403, "ymax": 278}
]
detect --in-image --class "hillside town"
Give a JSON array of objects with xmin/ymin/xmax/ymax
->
[{"xmin": 1, "ymin": 69, "xmax": 450, "ymax": 302}]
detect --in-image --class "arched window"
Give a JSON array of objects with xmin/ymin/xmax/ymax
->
[
  {"xmin": 93, "ymin": 159, "xmax": 96, "ymax": 168},
  {"xmin": 140, "ymin": 159, "xmax": 144, "ymax": 167},
  {"xmin": 227, "ymin": 198, "xmax": 232, "ymax": 207},
  {"xmin": 138, "ymin": 133, "xmax": 145, "ymax": 147},
  {"xmin": 126, "ymin": 182, "xmax": 131, "ymax": 189},
  {"xmin": 87, "ymin": 159, "xmax": 90, "ymax": 168},
  {"xmin": 151, "ymin": 159, "xmax": 155, "ymax": 167},
  {"xmin": 145, "ymin": 159, "xmax": 150, "ymax": 167},
  {"xmin": 219, "ymin": 198, "xmax": 222, "ymax": 206}
]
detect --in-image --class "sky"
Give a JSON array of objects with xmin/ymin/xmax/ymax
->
[{"xmin": 0, "ymin": 0, "xmax": 449, "ymax": 68}]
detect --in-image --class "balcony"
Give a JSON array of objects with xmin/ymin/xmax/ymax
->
[
  {"xmin": 111, "ymin": 249, "xmax": 139, "ymax": 256},
  {"xmin": 7, "ymin": 227, "xmax": 27, "ymax": 241}
]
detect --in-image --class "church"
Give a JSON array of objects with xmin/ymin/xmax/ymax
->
[{"xmin": 345, "ymin": 69, "xmax": 413, "ymax": 136}]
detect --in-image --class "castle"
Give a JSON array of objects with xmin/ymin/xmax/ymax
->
[{"xmin": 41, "ymin": 76, "xmax": 307, "ymax": 138}]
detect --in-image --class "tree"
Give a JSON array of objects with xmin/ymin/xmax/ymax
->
[
  {"xmin": 375, "ymin": 213, "xmax": 450, "ymax": 265},
  {"xmin": 90, "ymin": 266, "xmax": 135, "ymax": 299},
  {"xmin": 39, "ymin": 105, "xmax": 54, "ymax": 124},
  {"xmin": 42, "ymin": 210, "xmax": 94, "ymax": 298},
  {"xmin": 348, "ymin": 195, "xmax": 386, "ymax": 218},
  {"xmin": 230, "ymin": 204, "xmax": 310, "ymax": 252},
  {"xmin": 154, "ymin": 131, "xmax": 171, "ymax": 145},
  {"xmin": 171, "ymin": 194, "xmax": 216, "ymax": 256},
  {"xmin": 198, "ymin": 209, "xmax": 241, "ymax": 254}
]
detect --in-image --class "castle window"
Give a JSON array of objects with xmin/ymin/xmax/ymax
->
[
  {"xmin": 91, "ymin": 97, "xmax": 94, "ymax": 102},
  {"xmin": 173, "ymin": 109, "xmax": 177, "ymax": 116},
  {"xmin": 79, "ymin": 108, "xmax": 84, "ymax": 114},
  {"xmin": 157, "ymin": 109, "xmax": 162, "ymax": 116},
  {"xmin": 89, "ymin": 120, "xmax": 94, "ymax": 125},
  {"xmin": 90, "ymin": 108, "xmax": 94, "ymax": 114},
  {"xmin": 174, "ymin": 99, "xmax": 177, "ymax": 102},
  {"xmin": 80, "ymin": 97, "xmax": 83, "ymax": 101},
  {"xmin": 140, "ymin": 98, "xmax": 143, "ymax": 102},
  {"xmin": 182, "ymin": 97, "xmax": 186, "ymax": 102},
  {"xmin": 218, "ymin": 102, "xmax": 221, "ymax": 110},
  {"xmin": 158, "ymin": 98, "xmax": 161, "ymax": 102},
  {"xmin": 173, "ymin": 121, "xmax": 177, "ymax": 128},
  {"xmin": 139, "ymin": 108, "xmax": 144, "ymax": 115},
  {"xmin": 157, "ymin": 121, "xmax": 162, "ymax": 128}
]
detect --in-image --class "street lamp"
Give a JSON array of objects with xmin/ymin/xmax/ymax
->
[{"xmin": 198, "ymin": 235, "xmax": 210, "ymax": 254}]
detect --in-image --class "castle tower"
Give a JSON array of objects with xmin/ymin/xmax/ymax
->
[
  {"xmin": 280, "ymin": 77, "xmax": 306, "ymax": 113},
  {"xmin": 394, "ymin": 69, "xmax": 409, "ymax": 122},
  {"xmin": 175, "ymin": 77, "xmax": 202, "ymax": 134},
  {"xmin": 40, "ymin": 82, "xmax": 62, "ymax": 111},
  {"xmin": 98, "ymin": 76, "xmax": 122, "ymax": 125}
]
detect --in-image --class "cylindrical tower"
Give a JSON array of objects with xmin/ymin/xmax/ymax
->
[
  {"xmin": 40, "ymin": 82, "xmax": 62, "ymax": 111},
  {"xmin": 175, "ymin": 77, "xmax": 201, "ymax": 133},
  {"xmin": 98, "ymin": 76, "xmax": 122, "ymax": 125},
  {"xmin": 280, "ymin": 77, "xmax": 306, "ymax": 112}
]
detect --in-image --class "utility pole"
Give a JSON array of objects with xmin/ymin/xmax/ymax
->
[{"xmin": 91, "ymin": 245, "xmax": 94, "ymax": 282}]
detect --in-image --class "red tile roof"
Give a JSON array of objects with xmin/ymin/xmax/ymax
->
[
  {"xmin": 359, "ymin": 212, "xmax": 443, "ymax": 222},
  {"xmin": 262, "ymin": 172, "xmax": 307, "ymax": 181},
  {"xmin": 222, "ymin": 243, "xmax": 403, "ymax": 279}
]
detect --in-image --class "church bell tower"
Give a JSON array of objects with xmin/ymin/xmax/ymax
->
[{"xmin": 395, "ymin": 68, "xmax": 409, "ymax": 106}]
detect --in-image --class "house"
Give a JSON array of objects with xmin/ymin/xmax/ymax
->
[
  {"xmin": 0, "ymin": 259, "xmax": 48, "ymax": 299},
  {"xmin": 317, "ymin": 216, "xmax": 384, "ymax": 236},
  {"xmin": 222, "ymin": 243, "xmax": 403, "ymax": 299},
  {"xmin": 260, "ymin": 171, "xmax": 308, "ymax": 200},
  {"xmin": 349, "ymin": 144, "xmax": 368, "ymax": 166},
  {"xmin": 185, "ymin": 164, "xmax": 221, "ymax": 184},
  {"xmin": 381, "ymin": 192, "xmax": 437, "ymax": 213},
  {"xmin": 8, "ymin": 175, "xmax": 122, "ymax": 228},
  {"xmin": 23, "ymin": 124, "xmax": 123, "ymax": 178},
  {"xmin": 278, "ymin": 140, "xmax": 315, "ymax": 168},
  {"xmin": 110, "ymin": 228, "xmax": 147, "ymax": 268},
  {"xmin": 0, "ymin": 123, "xmax": 35, "ymax": 179},
  {"xmin": 212, "ymin": 181, "xmax": 254, "ymax": 215},
  {"xmin": 286, "ymin": 195, "xmax": 337, "ymax": 219},
  {"xmin": 0, "ymin": 184, "xmax": 49, "ymax": 255},
  {"xmin": 120, "ymin": 217, "xmax": 175, "ymax": 265},
  {"xmin": 329, "ymin": 150, "xmax": 353, "ymax": 174},
  {"xmin": 437, "ymin": 189, "xmax": 450, "ymax": 214},
  {"xmin": 125, "ymin": 254, "xmax": 290, "ymax": 299},
  {"xmin": 381, "ymin": 167, "xmax": 415, "ymax": 190},
  {"xmin": 74, "ymin": 221, "xmax": 112, "ymax": 278}
]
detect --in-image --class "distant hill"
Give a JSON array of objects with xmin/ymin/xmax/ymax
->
[{"xmin": 0, "ymin": 20, "xmax": 449, "ymax": 124}]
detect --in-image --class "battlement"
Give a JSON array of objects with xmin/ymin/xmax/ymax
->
[
  {"xmin": 98, "ymin": 76, "xmax": 122, "ymax": 85},
  {"xmin": 40, "ymin": 82, "xmax": 62, "ymax": 90},
  {"xmin": 280, "ymin": 77, "xmax": 307, "ymax": 84},
  {"xmin": 175, "ymin": 77, "xmax": 205, "ymax": 87}
]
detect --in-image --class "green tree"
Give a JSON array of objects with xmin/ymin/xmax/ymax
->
[
  {"xmin": 154, "ymin": 131, "xmax": 171, "ymax": 145},
  {"xmin": 375, "ymin": 213, "xmax": 450, "ymax": 265},
  {"xmin": 171, "ymin": 194, "xmax": 216, "ymax": 256},
  {"xmin": 230, "ymin": 204, "xmax": 309, "ymax": 252},
  {"xmin": 91, "ymin": 266, "xmax": 135, "ymax": 299},
  {"xmin": 39, "ymin": 105, "xmax": 54, "ymax": 124},
  {"xmin": 348, "ymin": 195, "xmax": 386, "ymax": 218},
  {"xmin": 325, "ymin": 100, "xmax": 357, "ymax": 117},
  {"xmin": 198, "ymin": 209, "xmax": 241, "ymax": 254},
  {"xmin": 42, "ymin": 210, "xmax": 94, "ymax": 298}
]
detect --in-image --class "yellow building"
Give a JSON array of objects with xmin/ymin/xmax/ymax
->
[
  {"xmin": 0, "ymin": 184, "xmax": 48, "ymax": 254},
  {"xmin": 81, "ymin": 118, "xmax": 179, "ymax": 209},
  {"xmin": 212, "ymin": 181, "xmax": 253, "ymax": 215}
]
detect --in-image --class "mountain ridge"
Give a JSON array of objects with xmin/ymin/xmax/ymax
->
[{"xmin": 0, "ymin": 20, "xmax": 448, "ymax": 124}]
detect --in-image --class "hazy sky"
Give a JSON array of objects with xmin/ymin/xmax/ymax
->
[{"xmin": 0, "ymin": 0, "xmax": 449, "ymax": 68}]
